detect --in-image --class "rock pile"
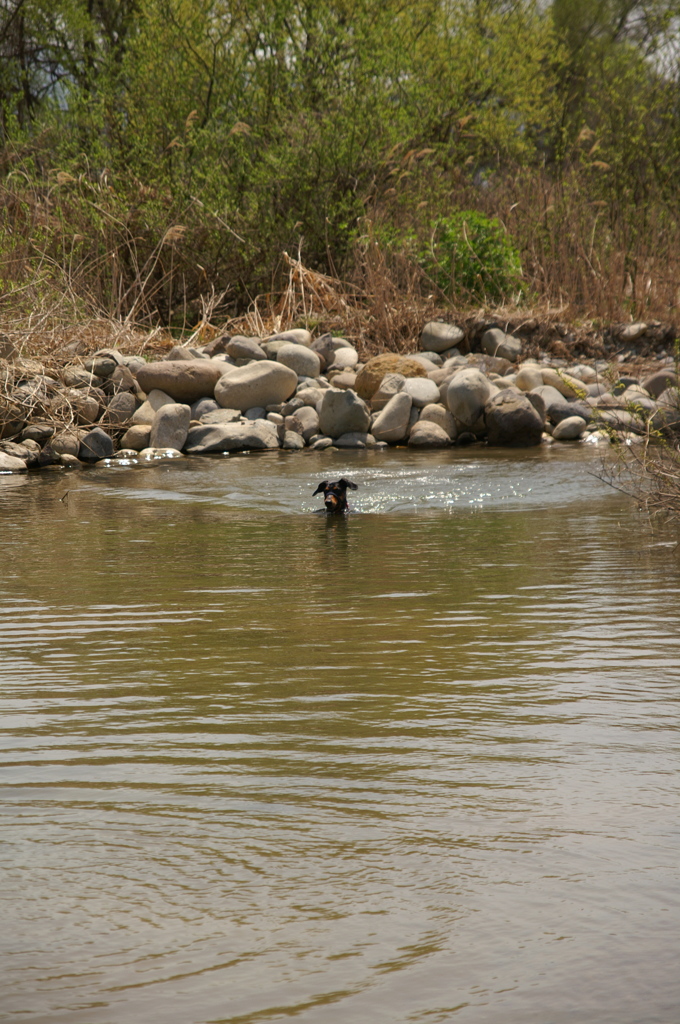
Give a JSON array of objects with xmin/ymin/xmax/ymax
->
[{"xmin": 1, "ymin": 322, "xmax": 678, "ymax": 472}]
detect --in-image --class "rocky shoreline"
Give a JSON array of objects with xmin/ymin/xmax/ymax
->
[{"xmin": 1, "ymin": 321, "xmax": 679, "ymax": 474}]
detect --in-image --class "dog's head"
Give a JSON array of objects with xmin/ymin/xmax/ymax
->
[{"xmin": 312, "ymin": 478, "xmax": 358, "ymax": 513}]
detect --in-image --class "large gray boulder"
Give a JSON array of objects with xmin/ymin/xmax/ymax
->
[
  {"xmin": 317, "ymin": 388, "xmax": 371, "ymax": 438},
  {"xmin": 541, "ymin": 368, "xmax": 587, "ymax": 399},
  {"xmin": 401, "ymin": 377, "xmax": 440, "ymax": 408},
  {"xmin": 552, "ymin": 415, "xmax": 587, "ymax": 440},
  {"xmin": 407, "ymin": 422, "xmax": 452, "ymax": 447},
  {"xmin": 214, "ymin": 361, "xmax": 298, "ymax": 411},
  {"xmin": 530, "ymin": 385, "xmax": 586, "ymax": 425},
  {"xmin": 79, "ymin": 426, "xmax": 115, "ymax": 460},
  {"xmin": 481, "ymin": 328, "xmax": 521, "ymax": 362},
  {"xmin": 276, "ymin": 343, "xmax": 321, "ymax": 378},
  {"xmin": 421, "ymin": 321, "xmax": 464, "ymax": 353},
  {"xmin": 200, "ymin": 408, "xmax": 241, "ymax": 425},
  {"xmin": 135, "ymin": 359, "xmax": 224, "ymax": 402},
  {"xmin": 150, "ymin": 403, "xmax": 191, "ymax": 450},
  {"xmin": 485, "ymin": 390, "xmax": 544, "ymax": 446},
  {"xmin": 226, "ymin": 336, "xmax": 266, "ymax": 361},
  {"xmin": 287, "ymin": 405, "xmax": 319, "ymax": 441},
  {"xmin": 121, "ymin": 424, "xmax": 151, "ymax": 451},
  {"xmin": 51, "ymin": 428, "xmax": 86, "ymax": 457},
  {"xmin": 266, "ymin": 328, "xmax": 313, "ymax": 347},
  {"xmin": 108, "ymin": 364, "xmax": 138, "ymax": 393},
  {"xmin": 446, "ymin": 368, "xmax": 498, "ymax": 434},
  {"xmin": 419, "ymin": 402, "xmax": 457, "ymax": 439},
  {"xmin": 596, "ymin": 409, "xmax": 645, "ymax": 433},
  {"xmin": 184, "ymin": 420, "xmax": 280, "ymax": 453},
  {"xmin": 283, "ymin": 430, "xmax": 305, "ymax": 449},
  {"xmin": 104, "ymin": 391, "xmax": 137, "ymax": 425},
  {"xmin": 84, "ymin": 351, "xmax": 123, "ymax": 377},
  {"xmin": 334, "ymin": 431, "xmax": 377, "ymax": 448},
  {"xmin": 309, "ymin": 333, "xmax": 335, "ymax": 370},
  {"xmin": 328, "ymin": 346, "xmax": 359, "ymax": 371},
  {"xmin": 61, "ymin": 365, "xmax": 104, "ymax": 389},
  {"xmin": 515, "ymin": 363, "xmax": 544, "ymax": 391},
  {"xmin": 132, "ymin": 388, "xmax": 175, "ymax": 424},
  {"xmin": 651, "ymin": 388, "xmax": 680, "ymax": 430},
  {"xmin": 641, "ymin": 369, "xmax": 678, "ymax": 399},
  {"xmin": 371, "ymin": 392, "xmax": 412, "ymax": 442},
  {"xmin": 51, "ymin": 387, "xmax": 101, "ymax": 425},
  {"xmin": 370, "ymin": 373, "xmax": 406, "ymax": 411},
  {"xmin": 0, "ymin": 451, "xmax": 27, "ymax": 471}
]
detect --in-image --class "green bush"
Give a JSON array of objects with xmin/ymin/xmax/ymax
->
[
  {"xmin": 3, "ymin": 0, "xmax": 680, "ymax": 323},
  {"xmin": 419, "ymin": 212, "xmax": 523, "ymax": 303}
]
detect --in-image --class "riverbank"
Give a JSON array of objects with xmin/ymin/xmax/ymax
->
[{"xmin": 1, "ymin": 317, "xmax": 678, "ymax": 474}]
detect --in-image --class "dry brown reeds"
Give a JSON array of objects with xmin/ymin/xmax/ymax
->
[
  {"xmin": 2, "ymin": 162, "xmax": 680, "ymax": 368},
  {"xmin": 640, "ymin": 446, "xmax": 680, "ymax": 522},
  {"xmin": 442, "ymin": 168, "xmax": 680, "ymax": 326},
  {"xmin": 598, "ymin": 428, "xmax": 680, "ymax": 524}
]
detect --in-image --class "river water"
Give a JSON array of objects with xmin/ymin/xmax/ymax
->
[{"xmin": 1, "ymin": 446, "xmax": 679, "ymax": 1024}]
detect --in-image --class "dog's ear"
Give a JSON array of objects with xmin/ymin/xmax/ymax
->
[
  {"xmin": 312, "ymin": 481, "xmax": 328, "ymax": 496},
  {"xmin": 338, "ymin": 478, "xmax": 358, "ymax": 490}
]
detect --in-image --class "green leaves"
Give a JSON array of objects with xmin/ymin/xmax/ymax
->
[
  {"xmin": 2, "ymin": 0, "xmax": 680, "ymax": 320},
  {"xmin": 420, "ymin": 212, "xmax": 524, "ymax": 303}
]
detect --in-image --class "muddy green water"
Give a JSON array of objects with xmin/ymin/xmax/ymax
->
[{"xmin": 1, "ymin": 447, "xmax": 679, "ymax": 1024}]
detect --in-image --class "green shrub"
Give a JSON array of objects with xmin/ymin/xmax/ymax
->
[{"xmin": 419, "ymin": 211, "xmax": 523, "ymax": 303}]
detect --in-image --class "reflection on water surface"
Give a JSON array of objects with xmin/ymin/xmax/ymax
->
[{"xmin": 1, "ymin": 447, "xmax": 679, "ymax": 1024}]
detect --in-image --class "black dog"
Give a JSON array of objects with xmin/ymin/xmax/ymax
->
[{"xmin": 312, "ymin": 478, "xmax": 358, "ymax": 513}]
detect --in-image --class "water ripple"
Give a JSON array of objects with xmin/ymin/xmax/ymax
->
[{"xmin": 1, "ymin": 448, "xmax": 680, "ymax": 1023}]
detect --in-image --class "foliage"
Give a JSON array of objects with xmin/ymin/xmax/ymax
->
[
  {"xmin": 2, "ymin": 0, "xmax": 680, "ymax": 324},
  {"xmin": 419, "ymin": 212, "xmax": 523, "ymax": 303}
]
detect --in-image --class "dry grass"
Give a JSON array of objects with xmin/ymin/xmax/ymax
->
[
  {"xmin": 641, "ymin": 448, "xmax": 680, "ymax": 522},
  {"xmin": 0, "ymin": 308, "xmax": 176, "ymax": 371},
  {"xmin": 471, "ymin": 169, "xmax": 680, "ymax": 326},
  {"xmin": 217, "ymin": 242, "xmax": 629, "ymax": 363},
  {"xmin": 4, "ymin": 163, "xmax": 680, "ymax": 365},
  {"xmin": 0, "ymin": 245, "xmax": 672, "ymax": 375},
  {"xmin": 3, "ymin": 159, "xmax": 680, "ymax": 378},
  {"xmin": 2, "ymin": 168, "xmax": 680, "ymax": 370}
]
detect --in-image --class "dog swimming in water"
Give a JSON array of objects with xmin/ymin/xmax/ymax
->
[{"xmin": 312, "ymin": 478, "xmax": 358, "ymax": 514}]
